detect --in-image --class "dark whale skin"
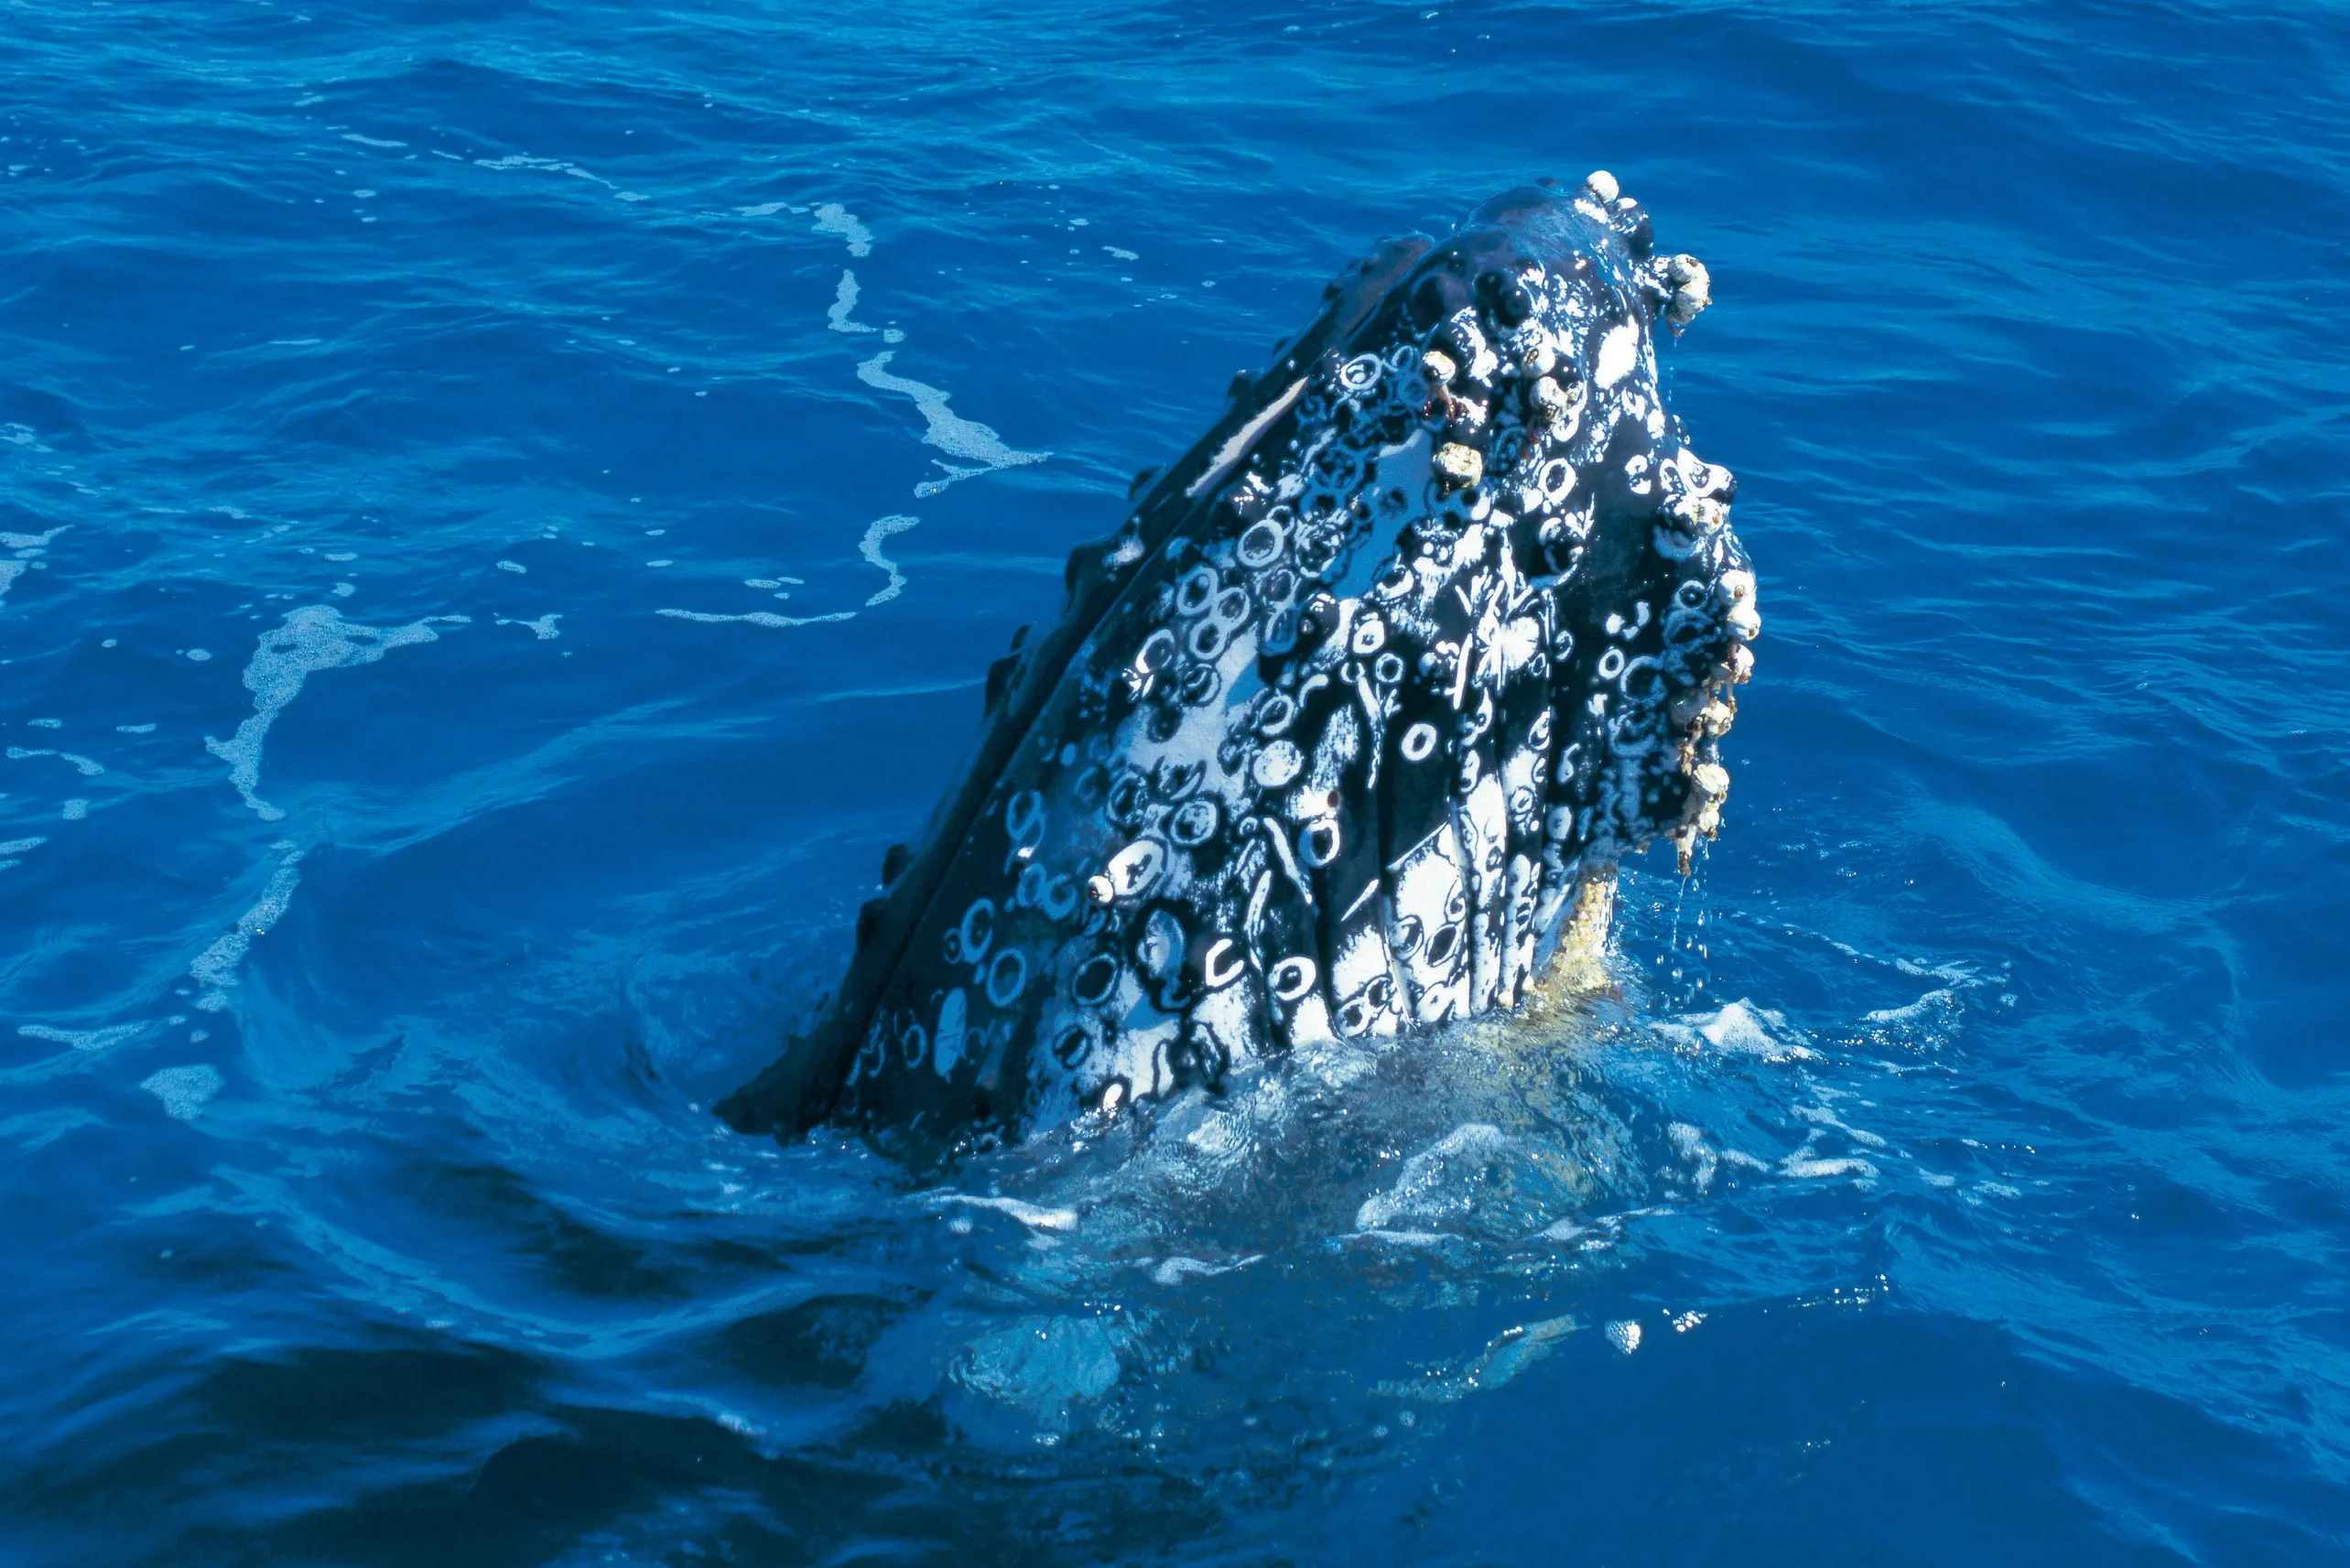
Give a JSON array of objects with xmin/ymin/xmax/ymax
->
[{"xmin": 720, "ymin": 175, "xmax": 1755, "ymax": 1149}]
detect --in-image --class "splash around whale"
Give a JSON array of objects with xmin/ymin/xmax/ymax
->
[{"xmin": 720, "ymin": 175, "xmax": 1759, "ymax": 1152}]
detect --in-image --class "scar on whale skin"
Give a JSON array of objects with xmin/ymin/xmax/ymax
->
[{"xmin": 721, "ymin": 175, "xmax": 1756, "ymax": 1152}]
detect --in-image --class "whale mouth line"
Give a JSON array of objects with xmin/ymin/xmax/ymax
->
[{"xmin": 720, "ymin": 174, "xmax": 1754, "ymax": 1156}]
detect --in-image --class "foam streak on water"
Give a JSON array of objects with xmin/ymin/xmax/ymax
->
[{"xmin": 0, "ymin": 1, "xmax": 2345, "ymax": 1564}]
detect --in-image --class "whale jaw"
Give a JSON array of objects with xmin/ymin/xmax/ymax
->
[{"xmin": 720, "ymin": 175, "xmax": 1755, "ymax": 1151}]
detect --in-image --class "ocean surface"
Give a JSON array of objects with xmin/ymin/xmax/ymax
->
[{"xmin": 3, "ymin": 1, "xmax": 2346, "ymax": 1562}]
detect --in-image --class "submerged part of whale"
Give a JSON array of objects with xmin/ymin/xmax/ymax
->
[{"xmin": 721, "ymin": 175, "xmax": 1758, "ymax": 1147}]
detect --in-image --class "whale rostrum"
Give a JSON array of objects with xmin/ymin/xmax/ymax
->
[{"xmin": 720, "ymin": 176, "xmax": 1757, "ymax": 1146}]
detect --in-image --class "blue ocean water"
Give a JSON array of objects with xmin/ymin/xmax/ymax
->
[{"xmin": 4, "ymin": 0, "xmax": 2346, "ymax": 1561}]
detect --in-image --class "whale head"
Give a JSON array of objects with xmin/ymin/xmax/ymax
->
[{"xmin": 722, "ymin": 175, "xmax": 1756, "ymax": 1151}]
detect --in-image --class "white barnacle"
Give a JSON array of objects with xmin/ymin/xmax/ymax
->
[
  {"xmin": 1433, "ymin": 443, "xmax": 1483, "ymax": 491},
  {"xmin": 1528, "ymin": 374, "xmax": 1580, "ymax": 431},
  {"xmin": 1496, "ymin": 614, "xmax": 1543, "ymax": 675},
  {"xmin": 1655, "ymin": 492, "xmax": 1727, "ymax": 560},
  {"xmin": 1663, "ymin": 254, "xmax": 1712, "ymax": 329},
  {"xmin": 1103, "ymin": 838, "xmax": 1167, "ymax": 900},
  {"xmin": 1717, "ymin": 569, "xmax": 1761, "ymax": 641},
  {"xmin": 1251, "ymin": 740, "xmax": 1305, "ymax": 790}
]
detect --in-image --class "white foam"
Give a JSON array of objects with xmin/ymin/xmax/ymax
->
[
  {"xmin": 1792, "ymin": 1103, "xmax": 1889, "ymax": 1148},
  {"xmin": 1781, "ymin": 1154, "xmax": 1879, "ymax": 1181},
  {"xmin": 811, "ymin": 202, "xmax": 872, "ymax": 256},
  {"xmin": 936, "ymin": 1194, "xmax": 1079, "ymax": 1231},
  {"xmin": 495, "ymin": 613, "xmax": 562, "ymax": 640},
  {"xmin": 475, "ymin": 153, "xmax": 643, "ymax": 201},
  {"xmin": 858, "ymin": 514, "xmax": 920, "ymax": 605},
  {"xmin": 190, "ymin": 842, "xmax": 303, "ymax": 1007},
  {"xmin": 1667, "ymin": 1121, "xmax": 1719, "ymax": 1193},
  {"xmin": 1654, "ymin": 998, "xmax": 1814, "ymax": 1061},
  {"xmin": 827, "ymin": 270, "xmax": 877, "ymax": 335},
  {"xmin": 1148, "ymin": 1254, "xmax": 1263, "ymax": 1286},
  {"xmin": 655, "ymin": 608, "xmax": 854, "ymax": 628},
  {"xmin": 1358, "ymin": 1228, "xmax": 1466, "ymax": 1251},
  {"xmin": 0, "ymin": 525, "xmax": 64, "ymax": 606},
  {"xmin": 141, "ymin": 1064, "xmax": 223, "ymax": 1120},
  {"xmin": 1863, "ymin": 988, "xmax": 1957, "ymax": 1026},
  {"xmin": 204, "ymin": 605, "xmax": 465, "ymax": 821},
  {"xmin": 855, "ymin": 351, "xmax": 1047, "ymax": 495},
  {"xmin": 17, "ymin": 1021, "xmax": 144, "ymax": 1051}
]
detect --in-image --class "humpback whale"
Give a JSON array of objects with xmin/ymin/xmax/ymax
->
[{"xmin": 721, "ymin": 174, "xmax": 1757, "ymax": 1148}]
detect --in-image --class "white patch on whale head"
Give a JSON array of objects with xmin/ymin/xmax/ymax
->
[{"xmin": 1594, "ymin": 324, "xmax": 1639, "ymax": 388}]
